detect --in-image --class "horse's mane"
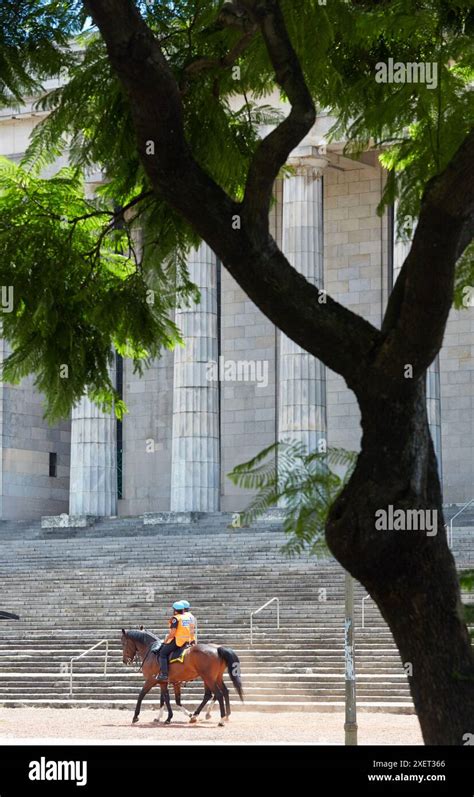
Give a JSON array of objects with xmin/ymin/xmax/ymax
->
[{"xmin": 126, "ymin": 629, "xmax": 162, "ymax": 646}]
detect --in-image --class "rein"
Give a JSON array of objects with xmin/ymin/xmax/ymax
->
[
  {"xmin": 140, "ymin": 643, "xmax": 154, "ymax": 671},
  {"xmin": 127, "ymin": 629, "xmax": 160, "ymax": 672}
]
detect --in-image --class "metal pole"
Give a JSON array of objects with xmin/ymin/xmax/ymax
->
[{"xmin": 344, "ymin": 572, "xmax": 358, "ymax": 745}]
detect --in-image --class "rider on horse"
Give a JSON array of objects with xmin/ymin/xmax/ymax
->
[
  {"xmin": 156, "ymin": 601, "xmax": 194, "ymax": 682},
  {"xmin": 180, "ymin": 599, "xmax": 197, "ymax": 644}
]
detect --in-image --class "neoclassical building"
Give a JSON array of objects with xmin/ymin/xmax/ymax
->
[{"xmin": 0, "ymin": 87, "xmax": 472, "ymax": 520}]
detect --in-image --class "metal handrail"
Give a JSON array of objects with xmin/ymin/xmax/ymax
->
[
  {"xmin": 69, "ymin": 639, "xmax": 109, "ymax": 698},
  {"xmin": 250, "ymin": 597, "xmax": 280, "ymax": 646},
  {"xmin": 448, "ymin": 498, "xmax": 474, "ymax": 549},
  {"xmin": 361, "ymin": 595, "xmax": 372, "ymax": 629}
]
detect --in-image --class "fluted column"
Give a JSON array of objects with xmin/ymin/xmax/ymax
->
[
  {"xmin": 69, "ymin": 366, "xmax": 117, "ymax": 516},
  {"xmin": 170, "ymin": 242, "xmax": 219, "ymax": 512},
  {"xmin": 279, "ymin": 146, "xmax": 327, "ymax": 453}
]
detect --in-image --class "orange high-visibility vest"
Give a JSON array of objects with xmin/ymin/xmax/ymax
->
[
  {"xmin": 188, "ymin": 612, "xmax": 197, "ymax": 642},
  {"xmin": 175, "ymin": 611, "xmax": 194, "ymax": 647}
]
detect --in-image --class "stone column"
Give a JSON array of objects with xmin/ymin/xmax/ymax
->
[
  {"xmin": 170, "ymin": 242, "xmax": 219, "ymax": 512},
  {"xmin": 279, "ymin": 146, "xmax": 328, "ymax": 453},
  {"xmin": 69, "ymin": 365, "xmax": 117, "ymax": 517}
]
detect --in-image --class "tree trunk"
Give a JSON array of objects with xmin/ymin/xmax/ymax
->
[{"xmin": 326, "ymin": 378, "xmax": 474, "ymax": 744}]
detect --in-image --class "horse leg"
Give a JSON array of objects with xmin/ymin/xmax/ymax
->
[
  {"xmin": 221, "ymin": 681, "xmax": 231, "ymax": 721},
  {"xmin": 205, "ymin": 696, "xmax": 217, "ymax": 720},
  {"xmin": 163, "ymin": 685, "xmax": 173, "ymax": 724},
  {"xmin": 213, "ymin": 683, "xmax": 226, "ymax": 727},
  {"xmin": 132, "ymin": 680, "xmax": 154, "ymax": 724},
  {"xmin": 154, "ymin": 689, "xmax": 166, "ymax": 724},
  {"xmin": 174, "ymin": 683, "xmax": 192, "ymax": 719},
  {"xmin": 190, "ymin": 687, "xmax": 213, "ymax": 723}
]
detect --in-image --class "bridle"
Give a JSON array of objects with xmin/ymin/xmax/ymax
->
[{"xmin": 123, "ymin": 630, "xmax": 158, "ymax": 672}]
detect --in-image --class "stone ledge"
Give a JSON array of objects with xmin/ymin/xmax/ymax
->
[
  {"xmin": 143, "ymin": 512, "xmax": 202, "ymax": 525},
  {"xmin": 41, "ymin": 514, "xmax": 96, "ymax": 529}
]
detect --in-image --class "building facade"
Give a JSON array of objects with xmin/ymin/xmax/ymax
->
[{"xmin": 0, "ymin": 95, "xmax": 472, "ymax": 520}]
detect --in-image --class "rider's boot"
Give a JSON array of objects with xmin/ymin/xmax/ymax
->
[{"xmin": 156, "ymin": 660, "xmax": 168, "ymax": 681}]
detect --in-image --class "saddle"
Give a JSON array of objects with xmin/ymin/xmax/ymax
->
[
  {"xmin": 170, "ymin": 643, "xmax": 191, "ymax": 664},
  {"xmin": 151, "ymin": 641, "xmax": 190, "ymax": 665}
]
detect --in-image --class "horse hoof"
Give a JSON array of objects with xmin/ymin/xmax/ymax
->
[
  {"xmin": 165, "ymin": 719, "xmax": 171, "ymax": 725},
  {"xmin": 132, "ymin": 717, "xmax": 139, "ymax": 724},
  {"xmin": 153, "ymin": 718, "xmax": 160, "ymax": 724},
  {"xmin": 218, "ymin": 721, "xmax": 225, "ymax": 727},
  {"xmin": 205, "ymin": 714, "xmax": 211, "ymax": 721},
  {"xmin": 189, "ymin": 715, "xmax": 198, "ymax": 724}
]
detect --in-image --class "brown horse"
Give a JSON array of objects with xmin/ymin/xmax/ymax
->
[{"xmin": 121, "ymin": 628, "xmax": 244, "ymax": 727}]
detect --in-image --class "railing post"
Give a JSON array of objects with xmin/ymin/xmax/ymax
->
[
  {"xmin": 69, "ymin": 639, "xmax": 108, "ymax": 699},
  {"xmin": 250, "ymin": 597, "xmax": 279, "ymax": 646},
  {"xmin": 449, "ymin": 498, "xmax": 474, "ymax": 550}
]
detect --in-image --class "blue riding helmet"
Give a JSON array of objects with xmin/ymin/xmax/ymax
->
[
  {"xmin": 180, "ymin": 600, "xmax": 190, "ymax": 609},
  {"xmin": 172, "ymin": 600, "xmax": 185, "ymax": 611}
]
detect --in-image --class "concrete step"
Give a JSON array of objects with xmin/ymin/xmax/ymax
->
[{"xmin": 3, "ymin": 512, "xmax": 467, "ymax": 711}]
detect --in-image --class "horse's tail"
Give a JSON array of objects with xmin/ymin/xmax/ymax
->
[{"xmin": 217, "ymin": 646, "xmax": 244, "ymax": 702}]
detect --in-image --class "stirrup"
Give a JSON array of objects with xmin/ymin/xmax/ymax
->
[{"xmin": 155, "ymin": 673, "xmax": 168, "ymax": 682}]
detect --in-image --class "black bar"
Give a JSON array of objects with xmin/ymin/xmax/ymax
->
[{"xmin": 0, "ymin": 745, "xmax": 472, "ymax": 794}]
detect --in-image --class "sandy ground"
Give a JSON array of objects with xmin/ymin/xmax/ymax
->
[{"xmin": 0, "ymin": 708, "xmax": 424, "ymax": 745}]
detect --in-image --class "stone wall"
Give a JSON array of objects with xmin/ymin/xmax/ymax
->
[
  {"xmin": 325, "ymin": 157, "xmax": 388, "ymax": 454},
  {"xmin": 119, "ymin": 352, "xmax": 174, "ymax": 515},
  {"xmin": 1, "ymin": 374, "xmax": 70, "ymax": 520},
  {"xmin": 219, "ymin": 184, "xmax": 281, "ymax": 512}
]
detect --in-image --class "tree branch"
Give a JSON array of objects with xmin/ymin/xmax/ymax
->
[
  {"xmin": 376, "ymin": 128, "xmax": 474, "ymax": 384},
  {"xmin": 182, "ymin": 27, "xmax": 257, "ymax": 79},
  {"xmin": 84, "ymin": 0, "xmax": 380, "ymax": 387},
  {"xmin": 240, "ymin": 0, "xmax": 316, "ymax": 234}
]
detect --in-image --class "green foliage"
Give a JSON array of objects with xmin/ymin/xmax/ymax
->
[
  {"xmin": 0, "ymin": 1, "xmax": 83, "ymax": 106},
  {"xmin": 0, "ymin": 0, "xmax": 472, "ymax": 417},
  {"xmin": 228, "ymin": 441, "xmax": 357, "ymax": 557},
  {"xmin": 0, "ymin": 158, "xmax": 184, "ymax": 421},
  {"xmin": 321, "ymin": 0, "xmax": 474, "ymax": 237},
  {"xmin": 459, "ymin": 569, "xmax": 474, "ymax": 639},
  {"xmin": 22, "ymin": 0, "xmax": 474, "ymax": 249}
]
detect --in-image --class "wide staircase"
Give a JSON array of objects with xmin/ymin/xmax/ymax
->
[{"xmin": 0, "ymin": 509, "xmax": 472, "ymax": 713}]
